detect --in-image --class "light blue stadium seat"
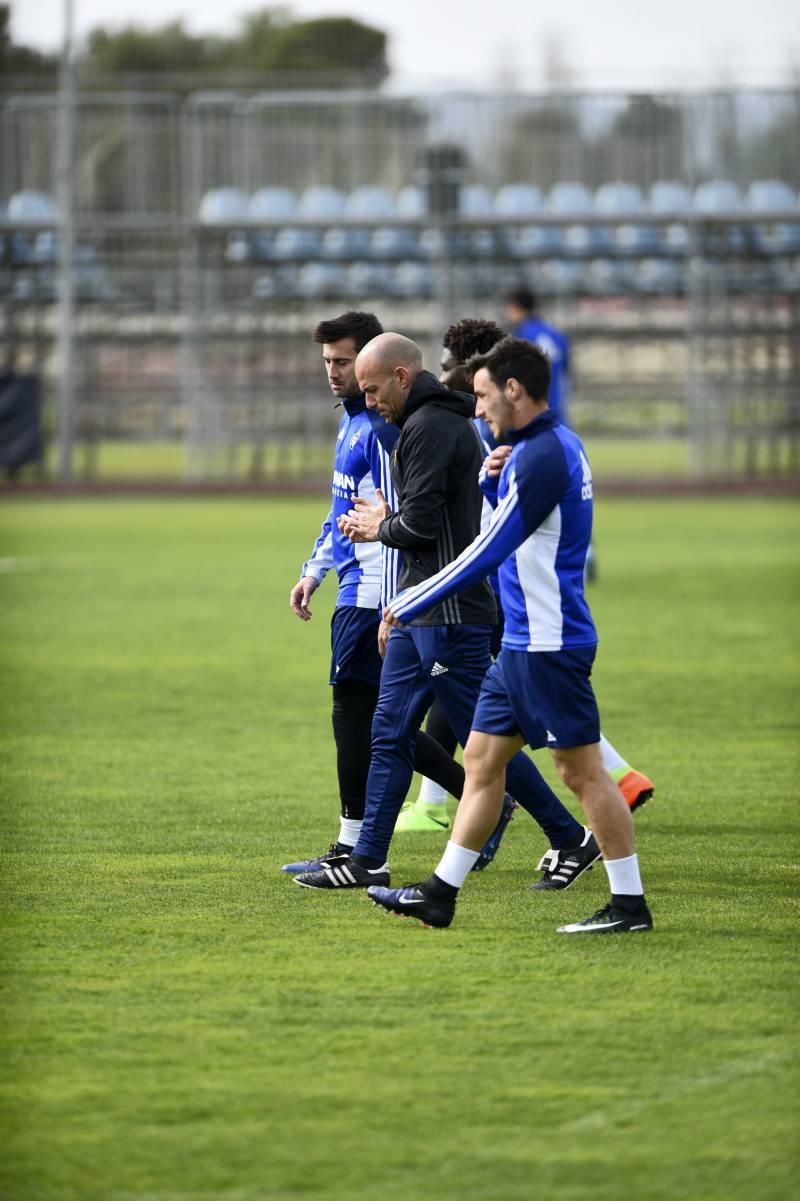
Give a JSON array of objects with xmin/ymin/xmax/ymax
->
[
  {"xmin": 322, "ymin": 227, "xmax": 372, "ymax": 260},
  {"xmin": 392, "ymin": 261, "xmax": 434, "ymax": 299},
  {"xmin": 459, "ymin": 185, "xmax": 494, "ymax": 218},
  {"xmin": 247, "ymin": 191, "xmax": 298, "ymax": 261},
  {"xmin": 198, "ymin": 188, "xmax": 249, "ymax": 224},
  {"xmin": 270, "ymin": 228, "xmax": 322, "ymax": 259},
  {"xmin": 595, "ymin": 183, "xmax": 657, "ymax": 254},
  {"xmin": 550, "ymin": 182, "xmax": 609, "ymax": 256},
  {"xmin": 649, "ymin": 181, "xmax": 691, "ymax": 254},
  {"xmin": 395, "ymin": 186, "xmax": 427, "ymax": 218},
  {"xmin": 693, "ymin": 180, "xmax": 742, "ymax": 213},
  {"xmin": 746, "ymin": 180, "xmax": 800, "ymax": 254},
  {"xmin": 494, "ymin": 184, "xmax": 544, "ymax": 218},
  {"xmin": 635, "ymin": 258, "xmax": 685, "ymax": 295},
  {"xmin": 297, "ymin": 262, "xmax": 348, "ymax": 299},
  {"xmin": 252, "ymin": 267, "xmax": 296, "ymax": 300},
  {"xmin": 345, "ymin": 187, "xmax": 396, "ymax": 220},
  {"xmin": 539, "ymin": 258, "xmax": 583, "ymax": 295},
  {"xmin": 249, "ymin": 188, "xmax": 297, "ymax": 221},
  {"xmin": 549, "ymin": 183, "xmax": 593, "ymax": 214},
  {"xmin": 585, "ymin": 258, "xmax": 634, "ymax": 296},
  {"xmin": 345, "ymin": 261, "xmax": 395, "ymax": 297},
  {"xmin": 649, "ymin": 181, "xmax": 691, "ymax": 212},
  {"xmin": 371, "ymin": 227, "xmax": 420, "ymax": 259},
  {"xmin": 298, "ymin": 186, "xmax": 347, "ymax": 221},
  {"xmin": 7, "ymin": 190, "xmax": 57, "ymax": 223},
  {"xmin": 693, "ymin": 180, "xmax": 746, "ymax": 253},
  {"xmin": 504, "ymin": 225, "xmax": 562, "ymax": 257}
]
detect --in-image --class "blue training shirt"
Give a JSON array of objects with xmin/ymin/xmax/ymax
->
[
  {"xmin": 512, "ymin": 317, "xmax": 570, "ymax": 426},
  {"xmin": 389, "ymin": 410, "xmax": 596, "ymax": 652},
  {"xmin": 302, "ymin": 395, "xmax": 400, "ymax": 610}
]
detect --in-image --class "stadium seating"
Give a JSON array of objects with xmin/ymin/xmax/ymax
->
[
  {"xmin": 297, "ymin": 186, "xmax": 347, "ymax": 220},
  {"xmin": 198, "ymin": 188, "xmax": 249, "ymax": 224},
  {"xmin": 153, "ymin": 179, "xmax": 800, "ymax": 297},
  {"xmin": 345, "ymin": 186, "xmax": 396, "ymax": 220},
  {"xmin": 746, "ymin": 179, "xmax": 800, "ymax": 254}
]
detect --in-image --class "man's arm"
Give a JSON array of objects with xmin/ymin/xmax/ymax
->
[
  {"xmin": 289, "ymin": 509, "xmax": 334, "ymax": 621},
  {"xmin": 386, "ymin": 436, "xmax": 569, "ymax": 627}
]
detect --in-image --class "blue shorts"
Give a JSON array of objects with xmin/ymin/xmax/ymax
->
[
  {"xmin": 471, "ymin": 646, "xmax": 600, "ymax": 750},
  {"xmin": 329, "ymin": 605, "xmax": 382, "ymax": 687}
]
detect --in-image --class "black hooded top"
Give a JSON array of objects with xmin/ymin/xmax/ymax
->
[{"xmin": 377, "ymin": 370, "xmax": 497, "ymax": 627}]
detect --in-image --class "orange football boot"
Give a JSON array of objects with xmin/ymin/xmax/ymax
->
[{"xmin": 617, "ymin": 769, "xmax": 654, "ymax": 812}]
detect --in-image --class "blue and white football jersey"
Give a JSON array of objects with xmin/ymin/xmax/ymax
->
[
  {"xmin": 389, "ymin": 410, "xmax": 596, "ymax": 652},
  {"xmin": 302, "ymin": 395, "xmax": 400, "ymax": 610}
]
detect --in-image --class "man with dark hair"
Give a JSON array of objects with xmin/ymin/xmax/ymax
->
[
  {"xmin": 371, "ymin": 337, "xmax": 653, "ymax": 934},
  {"xmin": 400, "ymin": 315, "xmax": 653, "ymax": 837},
  {"xmin": 284, "ymin": 312, "xmax": 466, "ymax": 874},
  {"xmin": 505, "ymin": 287, "xmax": 571, "ymax": 426},
  {"xmin": 293, "ymin": 332, "xmax": 596, "ymax": 892}
]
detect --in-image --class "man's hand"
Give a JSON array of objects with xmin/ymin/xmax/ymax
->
[
  {"xmin": 377, "ymin": 618, "xmax": 392, "ymax": 658},
  {"xmin": 289, "ymin": 575, "xmax": 319, "ymax": 621},
  {"xmin": 484, "ymin": 444, "xmax": 512, "ymax": 478},
  {"xmin": 338, "ymin": 487, "xmax": 390, "ymax": 543},
  {"xmin": 382, "ymin": 603, "xmax": 404, "ymax": 630}
]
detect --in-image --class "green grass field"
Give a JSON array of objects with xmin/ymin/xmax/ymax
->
[{"xmin": 1, "ymin": 496, "xmax": 798, "ymax": 1201}]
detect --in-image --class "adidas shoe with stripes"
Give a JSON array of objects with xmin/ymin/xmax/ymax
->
[
  {"xmin": 529, "ymin": 827, "xmax": 601, "ymax": 891},
  {"xmin": 281, "ymin": 842, "xmax": 353, "ymax": 875},
  {"xmin": 293, "ymin": 856, "xmax": 390, "ymax": 890}
]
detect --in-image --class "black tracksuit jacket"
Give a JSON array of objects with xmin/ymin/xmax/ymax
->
[{"xmin": 377, "ymin": 371, "xmax": 497, "ymax": 628}]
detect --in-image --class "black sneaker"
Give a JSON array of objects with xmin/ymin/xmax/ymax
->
[
  {"xmin": 367, "ymin": 882, "xmax": 455, "ymax": 928},
  {"xmin": 529, "ymin": 828, "xmax": 601, "ymax": 891},
  {"xmin": 471, "ymin": 794, "xmax": 518, "ymax": 871},
  {"xmin": 558, "ymin": 898, "xmax": 653, "ymax": 934},
  {"xmin": 294, "ymin": 855, "xmax": 389, "ymax": 890},
  {"xmin": 281, "ymin": 842, "xmax": 353, "ymax": 875}
]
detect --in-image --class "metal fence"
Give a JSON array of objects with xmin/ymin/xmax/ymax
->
[{"xmin": 1, "ymin": 85, "xmax": 798, "ymax": 482}]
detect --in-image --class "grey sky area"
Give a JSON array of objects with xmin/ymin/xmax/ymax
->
[{"xmin": 12, "ymin": 0, "xmax": 800, "ymax": 89}]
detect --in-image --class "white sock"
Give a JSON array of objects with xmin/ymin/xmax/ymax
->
[
  {"xmin": 434, "ymin": 840, "xmax": 480, "ymax": 889},
  {"xmin": 599, "ymin": 734, "xmax": 628, "ymax": 774},
  {"xmin": 604, "ymin": 853, "xmax": 644, "ymax": 896},
  {"xmin": 339, "ymin": 817, "xmax": 362, "ymax": 847},
  {"xmin": 417, "ymin": 777, "xmax": 448, "ymax": 805}
]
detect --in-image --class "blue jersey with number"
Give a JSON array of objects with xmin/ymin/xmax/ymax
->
[
  {"xmin": 389, "ymin": 410, "xmax": 596, "ymax": 651},
  {"xmin": 302, "ymin": 396, "xmax": 400, "ymax": 610},
  {"xmin": 512, "ymin": 317, "xmax": 570, "ymax": 426}
]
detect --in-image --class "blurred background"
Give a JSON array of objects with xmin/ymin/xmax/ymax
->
[{"xmin": 1, "ymin": 0, "xmax": 798, "ymax": 487}]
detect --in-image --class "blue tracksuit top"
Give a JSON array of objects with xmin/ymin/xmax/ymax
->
[
  {"xmin": 512, "ymin": 317, "xmax": 570, "ymax": 426},
  {"xmin": 389, "ymin": 410, "xmax": 596, "ymax": 651},
  {"xmin": 302, "ymin": 395, "xmax": 400, "ymax": 609}
]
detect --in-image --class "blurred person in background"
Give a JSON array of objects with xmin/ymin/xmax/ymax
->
[
  {"xmin": 505, "ymin": 285, "xmax": 571, "ymax": 426},
  {"xmin": 506, "ymin": 284, "xmax": 597, "ymax": 581}
]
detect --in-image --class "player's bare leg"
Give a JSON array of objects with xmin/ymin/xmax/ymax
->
[
  {"xmin": 551, "ymin": 743, "xmax": 652, "ymax": 934},
  {"xmin": 552, "ymin": 743, "xmax": 634, "ymax": 861}
]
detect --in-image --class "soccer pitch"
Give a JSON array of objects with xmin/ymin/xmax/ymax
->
[{"xmin": 1, "ymin": 496, "xmax": 798, "ymax": 1201}]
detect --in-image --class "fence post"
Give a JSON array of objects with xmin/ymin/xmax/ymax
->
[{"xmin": 55, "ymin": 0, "xmax": 76, "ymax": 482}]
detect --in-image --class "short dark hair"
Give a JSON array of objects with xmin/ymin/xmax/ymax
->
[
  {"xmin": 443, "ymin": 317, "xmax": 505, "ymax": 365},
  {"xmin": 470, "ymin": 336, "xmax": 551, "ymax": 402},
  {"xmin": 504, "ymin": 286, "xmax": 537, "ymax": 313},
  {"xmin": 312, "ymin": 311, "xmax": 383, "ymax": 352}
]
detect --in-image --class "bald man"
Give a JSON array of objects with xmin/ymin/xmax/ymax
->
[{"xmin": 293, "ymin": 333, "xmax": 590, "ymax": 891}]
